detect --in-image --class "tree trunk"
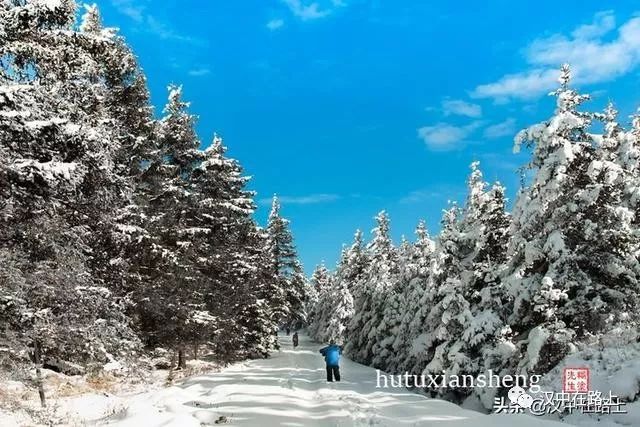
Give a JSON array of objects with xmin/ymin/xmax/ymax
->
[
  {"xmin": 33, "ymin": 340, "xmax": 46, "ymax": 408},
  {"xmin": 177, "ymin": 348, "xmax": 186, "ymax": 370},
  {"xmin": 193, "ymin": 342, "xmax": 198, "ymax": 360}
]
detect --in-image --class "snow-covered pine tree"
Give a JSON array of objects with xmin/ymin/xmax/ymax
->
[
  {"xmin": 307, "ymin": 262, "xmax": 333, "ymax": 340},
  {"xmin": 616, "ymin": 110, "xmax": 640, "ymax": 332},
  {"xmin": 506, "ymin": 65, "xmax": 640, "ymax": 375},
  {"xmin": 337, "ymin": 229, "xmax": 369, "ymax": 298},
  {"xmin": 74, "ymin": 3, "xmax": 156, "ymax": 321},
  {"xmin": 126, "ymin": 85, "xmax": 205, "ymax": 366},
  {"xmin": 309, "ymin": 230, "xmax": 369, "ymax": 348},
  {"xmin": 345, "ymin": 211, "xmax": 398, "ymax": 365},
  {"xmin": 303, "ymin": 270, "xmax": 320, "ymax": 333},
  {"xmin": 619, "ymin": 109, "xmax": 640, "ymax": 229},
  {"xmin": 420, "ymin": 203, "xmax": 473, "ymax": 388},
  {"xmin": 79, "ymin": 3, "xmax": 101, "ymax": 33},
  {"xmin": 371, "ymin": 235, "xmax": 418, "ymax": 370},
  {"xmin": 180, "ymin": 135, "xmax": 259, "ymax": 359},
  {"xmin": 322, "ymin": 232, "xmax": 368, "ymax": 342},
  {"xmin": 578, "ymin": 103, "xmax": 640, "ymax": 335},
  {"xmin": 390, "ymin": 220, "xmax": 435, "ymax": 373},
  {"xmin": 418, "ymin": 165, "xmax": 495, "ymax": 397},
  {"xmin": 265, "ymin": 196, "xmax": 305, "ymax": 327},
  {"xmin": 227, "ymin": 222, "xmax": 281, "ymax": 358},
  {"xmin": 418, "ymin": 163, "xmax": 512, "ymax": 406},
  {"xmin": 0, "ymin": 2, "xmax": 152, "ymax": 391},
  {"xmin": 460, "ymin": 178, "xmax": 512, "ymax": 408},
  {"xmin": 308, "ymin": 248, "xmax": 359, "ymax": 345},
  {"xmin": 453, "ymin": 164, "xmax": 512, "ymax": 375},
  {"xmin": 288, "ymin": 260, "xmax": 309, "ymax": 329},
  {"xmin": 0, "ymin": 0, "xmax": 296, "ymax": 377},
  {"xmin": 324, "ymin": 281, "xmax": 354, "ymax": 345}
]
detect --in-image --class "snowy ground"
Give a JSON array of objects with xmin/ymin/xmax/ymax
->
[{"xmin": 86, "ymin": 333, "xmax": 564, "ymax": 427}]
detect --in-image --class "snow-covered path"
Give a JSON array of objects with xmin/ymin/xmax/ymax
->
[{"xmin": 105, "ymin": 334, "xmax": 564, "ymax": 426}]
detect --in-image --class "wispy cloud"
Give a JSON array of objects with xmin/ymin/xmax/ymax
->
[
  {"xmin": 441, "ymin": 99, "xmax": 482, "ymax": 118},
  {"xmin": 483, "ymin": 118, "xmax": 517, "ymax": 139},
  {"xmin": 188, "ymin": 68, "xmax": 211, "ymax": 77},
  {"xmin": 111, "ymin": 0, "xmax": 144, "ymax": 21},
  {"xmin": 417, "ymin": 121, "xmax": 483, "ymax": 151},
  {"xmin": 282, "ymin": 0, "xmax": 346, "ymax": 21},
  {"xmin": 479, "ymin": 152, "xmax": 522, "ymax": 174},
  {"xmin": 145, "ymin": 16, "xmax": 201, "ymax": 44},
  {"xmin": 267, "ymin": 19, "xmax": 285, "ymax": 30},
  {"xmin": 571, "ymin": 10, "xmax": 616, "ymax": 39},
  {"xmin": 110, "ymin": 0, "xmax": 203, "ymax": 44},
  {"xmin": 259, "ymin": 193, "xmax": 341, "ymax": 206},
  {"xmin": 472, "ymin": 11, "xmax": 640, "ymax": 102},
  {"xmin": 400, "ymin": 186, "xmax": 465, "ymax": 204},
  {"xmin": 399, "ymin": 190, "xmax": 443, "ymax": 204}
]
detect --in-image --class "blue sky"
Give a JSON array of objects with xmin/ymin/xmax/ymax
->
[{"xmin": 100, "ymin": 0, "xmax": 640, "ymax": 273}]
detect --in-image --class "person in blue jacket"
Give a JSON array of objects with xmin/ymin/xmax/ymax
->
[{"xmin": 319, "ymin": 340, "xmax": 343, "ymax": 382}]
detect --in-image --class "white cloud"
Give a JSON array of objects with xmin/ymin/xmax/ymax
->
[
  {"xmin": 111, "ymin": 0, "xmax": 145, "ymax": 22},
  {"xmin": 282, "ymin": 0, "xmax": 346, "ymax": 21},
  {"xmin": 483, "ymin": 118, "xmax": 517, "ymax": 139},
  {"xmin": 472, "ymin": 69, "xmax": 559, "ymax": 102},
  {"xmin": 441, "ymin": 99, "xmax": 482, "ymax": 118},
  {"xmin": 571, "ymin": 10, "xmax": 616, "ymax": 39},
  {"xmin": 417, "ymin": 121, "xmax": 482, "ymax": 151},
  {"xmin": 267, "ymin": 19, "xmax": 285, "ymax": 30},
  {"xmin": 472, "ymin": 11, "xmax": 640, "ymax": 102},
  {"xmin": 111, "ymin": 0, "xmax": 202, "ymax": 44},
  {"xmin": 145, "ymin": 16, "xmax": 202, "ymax": 44},
  {"xmin": 188, "ymin": 68, "xmax": 211, "ymax": 77},
  {"xmin": 259, "ymin": 193, "xmax": 340, "ymax": 205},
  {"xmin": 400, "ymin": 185, "xmax": 464, "ymax": 204},
  {"xmin": 399, "ymin": 190, "xmax": 442, "ymax": 204}
]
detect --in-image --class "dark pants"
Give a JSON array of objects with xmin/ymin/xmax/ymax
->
[{"xmin": 326, "ymin": 365, "xmax": 340, "ymax": 382}]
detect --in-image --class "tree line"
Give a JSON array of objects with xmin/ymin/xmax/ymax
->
[
  {"xmin": 0, "ymin": 0, "xmax": 307, "ymax": 388},
  {"xmin": 308, "ymin": 65, "xmax": 640, "ymax": 409}
]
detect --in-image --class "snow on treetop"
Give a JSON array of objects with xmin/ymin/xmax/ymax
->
[
  {"xmin": 37, "ymin": 0, "xmax": 64, "ymax": 11},
  {"xmin": 12, "ymin": 159, "xmax": 78, "ymax": 182},
  {"xmin": 80, "ymin": 3, "xmax": 102, "ymax": 34},
  {"xmin": 189, "ymin": 310, "xmax": 218, "ymax": 325}
]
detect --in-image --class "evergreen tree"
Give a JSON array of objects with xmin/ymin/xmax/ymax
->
[
  {"xmin": 231, "ymin": 223, "xmax": 281, "ymax": 358},
  {"xmin": 345, "ymin": 211, "xmax": 398, "ymax": 365},
  {"xmin": 266, "ymin": 196, "xmax": 305, "ymax": 327},
  {"xmin": 421, "ymin": 203, "xmax": 472, "ymax": 385},
  {"xmin": 324, "ymin": 281, "xmax": 354, "ymax": 344},
  {"xmin": 338, "ymin": 229, "xmax": 369, "ymax": 297},
  {"xmin": 506, "ymin": 65, "xmax": 640, "ymax": 374},
  {"xmin": 126, "ymin": 85, "xmax": 204, "ymax": 364},
  {"xmin": 79, "ymin": 3, "xmax": 102, "ymax": 34},
  {"xmin": 288, "ymin": 260, "xmax": 309, "ymax": 329},
  {"xmin": 391, "ymin": 220, "xmax": 435, "ymax": 373},
  {"xmin": 0, "ymin": 0, "xmax": 141, "ymax": 377},
  {"xmin": 423, "ymin": 163, "xmax": 511, "ymax": 401},
  {"xmin": 307, "ymin": 262, "xmax": 333, "ymax": 340},
  {"xmin": 186, "ymin": 135, "xmax": 261, "ymax": 359},
  {"xmin": 0, "ymin": 0, "xmax": 300, "ymax": 381},
  {"xmin": 323, "ymin": 231, "xmax": 369, "ymax": 342}
]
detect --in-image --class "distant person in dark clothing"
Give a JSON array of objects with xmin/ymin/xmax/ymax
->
[
  {"xmin": 319, "ymin": 340, "xmax": 342, "ymax": 382},
  {"xmin": 286, "ymin": 327, "xmax": 291, "ymax": 335},
  {"xmin": 292, "ymin": 332, "xmax": 299, "ymax": 348}
]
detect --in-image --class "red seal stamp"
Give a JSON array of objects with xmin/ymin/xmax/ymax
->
[{"xmin": 563, "ymin": 367, "xmax": 590, "ymax": 393}]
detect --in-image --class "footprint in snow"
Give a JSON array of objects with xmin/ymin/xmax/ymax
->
[{"xmin": 183, "ymin": 400, "xmax": 217, "ymax": 409}]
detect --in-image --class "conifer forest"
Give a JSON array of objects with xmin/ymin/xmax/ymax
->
[{"xmin": 1, "ymin": 1, "xmax": 639, "ymax": 426}]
